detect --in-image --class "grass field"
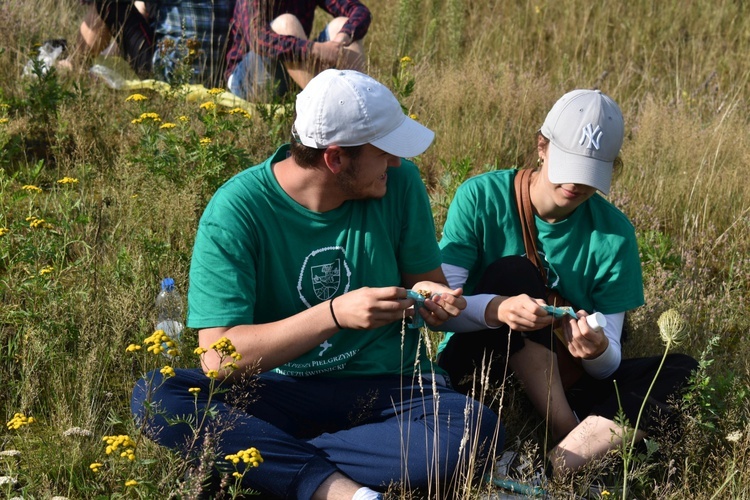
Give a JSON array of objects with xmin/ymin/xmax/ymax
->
[{"xmin": 1, "ymin": 0, "xmax": 749, "ymax": 498}]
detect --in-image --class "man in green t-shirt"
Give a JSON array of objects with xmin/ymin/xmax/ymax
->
[{"xmin": 132, "ymin": 69, "xmax": 501, "ymax": 500}]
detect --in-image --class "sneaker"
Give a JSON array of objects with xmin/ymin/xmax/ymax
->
[{"xmin": 487, "ymin": 450, "xmax": 548, "ymax": 497}]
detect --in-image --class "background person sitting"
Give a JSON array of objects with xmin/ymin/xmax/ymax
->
[
  {"xmin": 61, "ymin": 0, "xmax": 235, "ymax": 88},
  {"xmin": 225, "ymin": 0, "xmax": 371, "ymax": 101}
]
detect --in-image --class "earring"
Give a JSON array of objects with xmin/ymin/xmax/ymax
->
[{"xmin": 537, "ymin": 157, "xmax": 542, "ymax": 166}]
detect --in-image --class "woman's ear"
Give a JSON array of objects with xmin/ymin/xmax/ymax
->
[{"xmin": 537, "ymin": 136, "xmax": 549, "ymax": 164}]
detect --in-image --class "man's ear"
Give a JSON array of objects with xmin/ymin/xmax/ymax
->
[{"xmin": 323, "ymin": 145, "xmax": 345, "ymax": 174}]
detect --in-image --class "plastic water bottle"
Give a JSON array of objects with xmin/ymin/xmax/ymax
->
[{"xmin": 155, "ymin": 277, "xmax": 184, "ymax": 357}]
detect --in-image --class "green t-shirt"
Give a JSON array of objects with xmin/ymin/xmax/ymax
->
[
  {"xmin": 188, "ymin": 145, "xmax": 442, "ymax": 378},
  {"xmin": 439, "ymin": 169, "xmax": 645, "ymax": 314}
]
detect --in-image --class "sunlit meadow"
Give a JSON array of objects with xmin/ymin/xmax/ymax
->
[{"xmin": 1, "ymin": 0, "xmax": 749, "ymax": 498}]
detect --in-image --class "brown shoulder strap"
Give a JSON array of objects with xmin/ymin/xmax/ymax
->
[{"xmin": 513, "ymin": 168, "xmax": 547, "ymax": 282}]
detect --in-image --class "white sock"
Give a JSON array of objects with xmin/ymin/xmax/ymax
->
[{"xmin": 351, "ymin": 486, "xmax": 382, "ymax": 500}]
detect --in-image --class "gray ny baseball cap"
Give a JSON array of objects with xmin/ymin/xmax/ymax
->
[{"xmin": 540, "ymin": 89, "xmax": 624, "ymax": 194}]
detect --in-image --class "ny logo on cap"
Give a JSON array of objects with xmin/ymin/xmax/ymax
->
[{"xmin": 579, "ymin": 123, "xmax": 602, "ymax": 150}]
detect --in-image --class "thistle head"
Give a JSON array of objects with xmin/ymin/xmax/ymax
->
[{"xmin": 657, "ymin": 309, "xmax": 687, "ymax": 347}]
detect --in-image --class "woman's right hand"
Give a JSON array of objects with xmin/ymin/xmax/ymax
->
[{"xmin": 494, "ymin": 294, "xmax": 556, "ymax": 331}]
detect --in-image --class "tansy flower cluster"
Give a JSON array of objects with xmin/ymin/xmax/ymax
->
[
  {"xmin": 225, "ymin": 447, "xmax": 264, "ymax": 468},
  {"xmin": 22, "ymin": 185, "xmax": 42, "ymax": 193},
  {"xmin": 199, "ymin": 137, "xmax": 212, "ymax": 146},
  {"xmin": 208, "ymin": 88, "xmax": 224, "ymax": 95},
  {"xmin": 103, "ymin": 435, "xmax": 136, "ymax": 461},
  {"xmin": 6, "ymin": 412, "xmax": 34, "ymax": 430},
  {"xmin": 0, "ymin": 228, "xmax": 8, "ymax": 237},
  {"xmin": 125, "ymin": 93, "xmax": 148, "ymax": 102},
  {"xmin": 125, "ymin": 479, "xmax": 139, "ymax": 487},
  {"xmin": 228, "ymin": 107, "xmax": 252, "ymax": 119},
  {"xmin": 89, "ymin": 462, "xmax": 104, "ymax": 473},
  {"xmin": 160, "ymin": 365, "xmax": 176, "ymax": 377},
  {"xmin": 38, "ymin": 266, "xmax": 54, "ymax": 276},
  {"xmin": 199, "ymin": 101, "xmax": 216, "ymax": 111},
  {"xmin": 142, "ymin": 329, "xmax": 177, "ymax": 356},
  {"xmin": 57, "ymin": 177, "xmax": 79, "ymax": 185},
  {"xmin": 26, "ymin": 215, "xmax": 49, "ymax": 228},
  {"xmin": 131, "ymin": 112, "xmax": 161, "ymax": 124},
  {"xmin": 210, "ymin": 336, "xmax": 239, "ymax": 357},
  {"xmin": 159, "ymin": 122, "xmax": 177, "ymax": 129}
]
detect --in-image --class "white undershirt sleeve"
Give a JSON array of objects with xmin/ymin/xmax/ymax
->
[
  {"xmin": 437, "ymin": 263, "xmax": 501, "ymax": 332},
  {"xmin": 581, "ymin": 311, "xmax": 625, "ymax": 379}
]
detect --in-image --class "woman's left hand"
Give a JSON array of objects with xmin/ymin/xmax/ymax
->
[{"xmin": 563, "ymin": 311, "xmax": 609, "ymax": 359}]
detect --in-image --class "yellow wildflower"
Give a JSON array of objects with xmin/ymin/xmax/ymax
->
[
  {"xmin": 206, "ymin": 369, "xmax": 219, "ymax": 379},
  {"xmin": 160, "ymin": 365, "xmax": 176, "ymax": 378},
  {"xmin": 179, "ymin": 115, "xmax": 189, "ymax": 122},
  {"xmin": 208, "ymin": 88, "xmax": 224, "ymax": 95},
  {"xmin": 125, "ymin": 344, "xmax": 142, "ymax": 353},
  {"xmin": 103, "ymin": 435, "xmax": 136, "ymax": 460},
  {"xmin": 139, "ymin": 112, "xmax": 161, "ymax": 122},
  {"xmin": 22, "ymin": 185, "xmax": 42, "ymax": 193},
  {"xmin": 131, "ymin": 194, "xmax": 139, "ymax": 199},
  {"xmin": 0, "ymin": 118, "xmax": 8, "ymax": 124},
  {"xmin": 199, "ymin": 101, "xmax": 216, "ymax": 110},
  {"xmin": 400, "ymin": 56, "xmax": 413, "ymax": 65},
  {"xmin": 230, "ymin": 351, "xmax": 242, "ymax": 361},
  {"xmin": 188, "ymin": 387, "xmax": 201, "ymax": 395},
  {"xmin": 194, "ymin": 347, "xmax": 208, "ymax": 355},
  {"xmin": 89, "ymin": 462, "xmax": 104, "ymax": 473},
  {"xmin": 535, "ymin": 6, "xmax": 542, "ymax": 14},
  {"xmin": 125, "ymin": 93, "xmax": 148, "ymax": 102},
  {"xmin": 0, "ymin": 228, "xmax": 8, "ymax": 237},
  {"xmin": 233, "ymin": 471, "xmax": 243, "ymax": 478},
  {"xmin": 57, "ymin": 177, "xmax": 79, "ymax": 184},
  {"xmin": 38, "ymin": 266, "xmax": 54, "ymax": 276},
  {"xmin": 160, "ymin": 122, "xmax": 177, "ymax": 129},
  {"xmin": 28, "ymin": 217, "xmax": 46, "ymax": 228},
  {"xmin": 0, "ymin": 103, "xmax": 8, "ymax": 108},
  {"xmin": 237, "ymin": 447, "xmax": 264, "ymax": 467},
  {"xmin": 6, "ymin": 412, "xmax": 35, "ymax": 430},
  {"xmin": 409, "ymin": 113, "xmax": 418, "ymax": 121},
  {"xmin": 222, "ymin": 361, "xmax": 239, "ymax": 371},
  {"xmin": 228, "ymin": 107, "xmax": 252, "ymax": 119},
  {"xmin": 199, "ymin": 137, "xmax": 212, "ymax": 146},
  {"xmin": 125, "ymin": 479, "xmax": 139, "ymax": 487},
  {"xmin": 210, "ymin": 336, "xmax": 236, "ymax": 356}
]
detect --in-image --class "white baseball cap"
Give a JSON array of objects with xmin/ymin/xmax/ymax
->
[
  {"xmin": 540, "ymin": 89, "xmax": 624, "ymax": 194},
  {"xmin": 294, "ymin": 69, "xmax": 435, "ymax": 158}
]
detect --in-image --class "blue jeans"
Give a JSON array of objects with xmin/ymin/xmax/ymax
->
[
  {"xmin": 228, "ymin": 27, "xmax": 331, "ymax": 101},
  {"xmin": 132, "ymin": 369, "xmax": 502, "ymax": 499}
]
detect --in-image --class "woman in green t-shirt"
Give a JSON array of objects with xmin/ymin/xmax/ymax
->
[{"xmin": 437, "ymin": 89, "xmax": 698, "ymax": 484}]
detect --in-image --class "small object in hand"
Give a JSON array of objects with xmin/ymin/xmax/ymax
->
[
  {"xmin": 405, "ymin": 289, "xmax": 439, "ymax": 328},
  {"xmin": 541, "ymin": 304, "xmax": 576, "ymax": 319}
]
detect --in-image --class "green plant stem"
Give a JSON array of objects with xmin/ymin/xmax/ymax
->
[{"xmin": 622, "ymin": 339, "xmax": 671, "ymax": 498}]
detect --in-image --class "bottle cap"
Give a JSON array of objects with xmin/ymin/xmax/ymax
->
[
  {"xmin": 586, "ymin": 312, "xmax": 607, "ymax": 331},
  {"xmin": 161, "ymin": 277, "xmax": 175, "ymax": 291}
]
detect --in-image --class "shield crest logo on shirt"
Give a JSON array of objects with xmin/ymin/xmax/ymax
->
[{"xmin": 311, "ymin": 260, "xmax": 341, "ymax": 300}]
